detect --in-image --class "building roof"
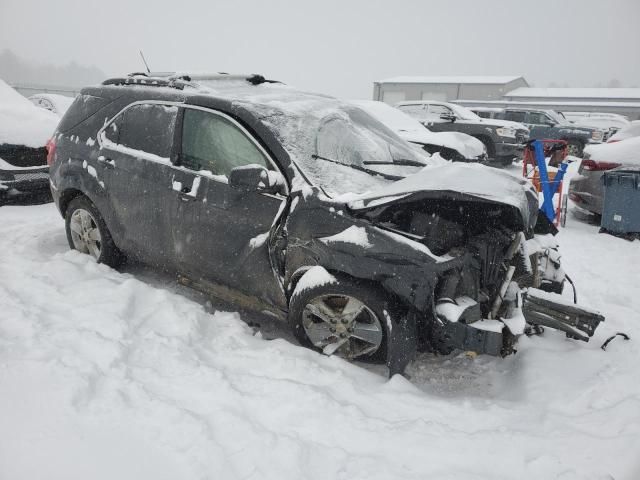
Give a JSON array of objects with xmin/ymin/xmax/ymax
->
[
  {"xmin": 505, "ymin": 87, "xmax": 640, "ymax": 100},
  {"xmin": 376, "ymin": 76, "xmax": 525, "ymax": 85}
]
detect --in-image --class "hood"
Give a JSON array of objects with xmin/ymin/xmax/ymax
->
[
  {"xmin": 348, "ymin": 163, "xmax": 538, "ymax": 230},
  {"xmin": 479, "ymin": 118, "xmax": 529, "ymax": 131},
  {"xmin": 400, "ymin": 130, "xmax": 485, "ymax": 159}
]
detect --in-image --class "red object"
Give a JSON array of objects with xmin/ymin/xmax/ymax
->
[
  {"xmin": 46, "ymin": 138, "xmax": 56, "ymax": 166},
  {"xmin": 580, "ymin": 159, "xmax": 622, "ymax": 171}
]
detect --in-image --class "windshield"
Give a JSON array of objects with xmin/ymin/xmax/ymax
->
[
  {"xmin": 546, "ymin": 110, "xmax": 569, "ymax": 125},
  {"xmin": 447, "ymin": 103, "xmax": 482, "ymax": 121},
  {"xmin": 247, "ymin": 98, "xmax": 431, "ymax": 197}
]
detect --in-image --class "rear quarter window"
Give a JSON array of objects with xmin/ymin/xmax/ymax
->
[{"xmin": 56, "ymin": 94, "xmax": 109, "ymax": 133}]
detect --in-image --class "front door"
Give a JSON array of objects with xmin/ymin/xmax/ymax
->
[{"xmin": 170, "ymin": 107, "xmax": 288, "ymax": 309}]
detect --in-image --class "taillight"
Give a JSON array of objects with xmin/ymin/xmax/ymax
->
[
  {"xmin": 581, "ymin": 159, "xmax": 621, "ymax": 171},
  {"xmin": 46, "ymin": 137, "xmax": 56, "ymax": 166}
]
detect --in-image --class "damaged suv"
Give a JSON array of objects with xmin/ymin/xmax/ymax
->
[{"xmin": 49, "ymin": 73, "xmax": 604, "ymax": 373}]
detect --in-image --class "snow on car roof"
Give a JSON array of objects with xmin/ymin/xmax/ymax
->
[
  {"xmin": 0, "ymin": 79, "xmax": 59, "ymax": 148},
  {"xmin": 377, "ymin": 76, "xmax": 524, "ymax": 85}
]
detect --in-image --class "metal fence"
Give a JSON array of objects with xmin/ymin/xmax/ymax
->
[{"xmin": 10, "ymin": 83, "xmax": 80, "ymax": 98}]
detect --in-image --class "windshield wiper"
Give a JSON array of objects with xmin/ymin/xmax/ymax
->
[
  {"xmin": 363, "ymin": 159, "xmax": 427, "ymax": 168},
  {"xmin": 311, "ymin": 154, "xmax": 404, "ymax": 181}
]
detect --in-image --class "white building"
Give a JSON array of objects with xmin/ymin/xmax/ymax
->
[{"xmin": 373, "ymin": 76, "xmax": 529, "ymax": 104}]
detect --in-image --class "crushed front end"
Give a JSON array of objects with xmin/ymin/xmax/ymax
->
[{"xmin": 350, "ymin": 174, "xmax": 605, "ymax": 365}]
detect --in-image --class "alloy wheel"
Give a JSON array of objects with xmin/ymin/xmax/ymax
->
[
  {"xmin": 69, "ymin": 208, "xmax": 102, "ymax": 260},
  {"xmin": 301, "ymin": 294, "xmax": 384, "ymax": 359}
]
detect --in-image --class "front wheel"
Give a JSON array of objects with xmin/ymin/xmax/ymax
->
[
  {"xmin": 289, "ymin": 278, "xmax": 391, "ymax": 362},
  {"xmin": 65, "ymin": 196, "xmax": 124, "ymax": 267}
]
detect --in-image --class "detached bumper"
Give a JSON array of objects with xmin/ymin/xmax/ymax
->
[{"xmin": 430, "ymin": 288, "xmax": 604, "ymax": 357}]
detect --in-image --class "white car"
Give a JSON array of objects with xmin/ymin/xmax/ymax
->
[
  {"xmin": 1, "ymin": 80, "xmax": 59, "ymax": 200},
  {"xmin": 607, "ymin": 120, "xmax": 640, "ymax": 143},
  {"xmin": 29, "ymin": 93, "xmax": 75, "ymax": 117},
  {"xmin": 352, "ymin": 100, "xmax": 487, "ymax": 163}
]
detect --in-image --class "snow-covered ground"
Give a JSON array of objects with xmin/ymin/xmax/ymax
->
[{"xmin": 1, "ymin": 201, "xmax": 639, "ymax": 480}]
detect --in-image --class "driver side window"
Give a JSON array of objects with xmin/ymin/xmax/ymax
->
[
  {"xmin": 426, "ymin": 104, "xmax": 453, "ymax": 116},
  {"xmin": 180, "ymin": 108, "xmax": 269, "ymax": 177}
]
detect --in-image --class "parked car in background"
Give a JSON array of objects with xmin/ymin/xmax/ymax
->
[
  {"xmin": 569, "ymin": 136, "xmax": 640, "ymax": 215},
  {"xmin": 494, "ymin": 108, "xmax": 605, "ymax": 156},
  {"xmin": 607, "ymin": 120, "xmax": 640, "ymax": 142},
  {"xmin": 0, "ymin": 79, "xmax": 59, "ymax": 202},
  {"xmin": 351, "ymin": 100, "xmax": 487, "ymax": 163},
  {"xmin": 29, "ymin": 93, "xmax": 76, "ymax": 117},
  {"xmin": 560, "ymin": 112, "xmax": 630, "ymax": 141},
  {"xmin": 48, "ymin": 72, "xmax": 602, "ymax": 371},
  {"xmin": 396, "ymin": 101, "xmax": 529, "ymax": 166}
]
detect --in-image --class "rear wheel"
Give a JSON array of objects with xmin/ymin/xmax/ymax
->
[
  {"xmin": 289, "ymin": 279, "xmax": 391, "ymax": 362},
  {"xmin": 65, "ymin": 196, "xmax": 124, "ymax": 267}
]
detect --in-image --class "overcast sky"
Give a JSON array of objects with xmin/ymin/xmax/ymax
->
[{"xmin": 1, "ymin": 0, "xmax": 638, "ymax": 98}]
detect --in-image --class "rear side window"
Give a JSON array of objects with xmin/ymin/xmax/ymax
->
[
  {"xmin": 105, "ymin": 103, "xmax": 178, "ymax": 158},
  {"xmin": 504, "ymin": 111, "xmax": 526, "ymax": 123}
]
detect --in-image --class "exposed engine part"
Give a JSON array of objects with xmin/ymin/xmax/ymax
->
[{"xmin": 489, "ymin": 265, "xmax": 515, "ymax": 319}]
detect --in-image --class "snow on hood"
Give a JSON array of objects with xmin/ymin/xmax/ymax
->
[
  {"xmin": 607, "ymin": 121, "xmax": 640, "ymax": 142},
  {"xmin": 350, "ymin": 100, "xmax": 485, "ymax": 159},
  {"xmin": 349, "ymin": 163, "xmax": 537, "ymax": 223},
  {"xmin": 479, "ymin": 118, "xmax": 529, "ymax": 131},
  {"xmin": 0, "ymin": 79, "xmax": 59, "ymax": 148},
  {"xmin": 584, "ymin": 136, "xmax": 640, "ymax": 165},
  {"xmin": 404, "ymin": 130, "xmax": 485, "ymax": 159}
]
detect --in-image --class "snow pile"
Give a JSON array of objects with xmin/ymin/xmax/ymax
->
[
  {"xmin": 1, "ymin": 204, "xmax": 640, "ymax": 479},
  {"xmin": 291, "ymin": 265, "xmax": 337, "ymax": 299},
  {"xmin": 29, "ymin": 93, "xmax": 76, "ymax": 117},
  {"xmin": 584, "ymin": 136, "xmax": 640, "ymax": 166},
  {"xmin": 0, "ymin": 79, "xmax": 59, "ymax": 147}
]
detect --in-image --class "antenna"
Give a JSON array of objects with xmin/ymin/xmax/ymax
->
[{"xmin": 139, "ymin": 50, "xmax": 151, "ymax": 74}]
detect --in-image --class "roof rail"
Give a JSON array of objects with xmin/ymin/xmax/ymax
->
[
  {"xmin": 166, "ymin": 72, "xmax": 282, "ymax": 85},
  {"xmin": 100, "ymin": 72, "xmax": 282, "ymax": 90},
  {"xmin": 101, "ymin": 75, "xmax": 191, "ymax": 90}
]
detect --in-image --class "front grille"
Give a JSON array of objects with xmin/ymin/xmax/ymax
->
[
  {"xmin": 13, "ymin": 171, "xmax": 49, "ymax": 182},
  {"xmin": 516, "ymin": 131, "xmax": 529, "ymax": 144}
]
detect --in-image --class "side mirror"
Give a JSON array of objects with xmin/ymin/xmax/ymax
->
[
  {"xmin": 440, "ymin": 113, "xmax": 456, "ymax": 122},
  {"xmin": 229, "ymin": 164, "xmax": 286, "ymax": 195}
]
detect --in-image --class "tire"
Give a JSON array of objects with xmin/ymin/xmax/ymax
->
[
  {"xmin": 65, "ymin": 195, "xmax": 124, "ymax": 267},
  {"xmin": 567, "ymin": 140, "xmax": 584, "ymax": 157},
  {"xmin": 288, "ymin": 277, "xmax": 392, "ymax": 362},
  {"xmin": 475, "ymin": 136, "xmax": 496, "ymax": 159}
]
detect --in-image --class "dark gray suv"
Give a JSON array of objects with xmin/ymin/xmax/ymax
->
[{"xmin": 49, "ymin": 73, "xmax": 603, "ymax": 373}]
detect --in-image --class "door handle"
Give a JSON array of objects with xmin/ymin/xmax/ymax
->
[
  {"xmin": 97, "ymin": 155, "xmax": 115, "ymax": 169},
  {"xmin": 178, "ymin": 192, "xmax": 195, "ymax": 202}
]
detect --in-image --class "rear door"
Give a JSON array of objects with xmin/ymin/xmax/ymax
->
[
  {"xmin": 97, "ymin": 102, "xmax": 179, "ymax": 265},
  {"xmin": 170, "ymin": 106, "xmax": 288, "ymax": 309}
]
